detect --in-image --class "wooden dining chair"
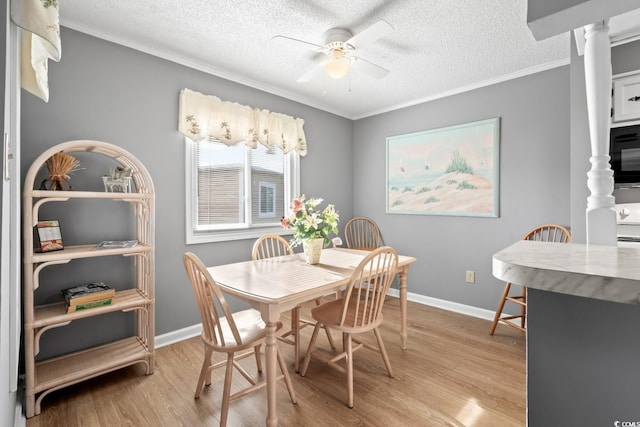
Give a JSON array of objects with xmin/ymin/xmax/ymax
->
[
  {"xmin": 344, "ymin": 216, "xmax": 382, "ymax": 250},
  {"xmin": 490, "ymin": 224, "xmax": 571, "ymax": 335},
  {"xmin": 300, "ymin": 246, "xmax": 399, "ymax": 408},
  {"xmin": 183, "ymin": 252, "xmax": 296, "ymax": 426},
  {"xmin": 252, "ymin": 234, "xmax": 335, "ymax": 372}
]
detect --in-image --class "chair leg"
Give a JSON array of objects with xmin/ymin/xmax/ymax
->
[
  {"xmin": 373, "ymin": 328, "xmax": 393, "ymax": 378},
  {"xmin": 345, "ymin": 333, "xmax": 354, "ymax": 409},
  {"xmin": 490, "ymin": 282, "xmax": 512, "ymax": 335},
  {"xmin": 520, "ymin": 287, "xmax": 527, "ymax": 329},
  {"xmin": 277, "ymin": 346, "xmax": 297, "ymax": 404},
  {"xmin": 300, "ymin": 322, "xmax": 322, "ymax": 377},
  {"xmin": 220, "ymin": 353, "xmax": 235, "ymax": 427},
  {"xmin": 324, "ymin": 326, "xmax": 336, "ymax": 349},
  {"xmin": 314, "ymin": 298, "xmax": 336, "ymax": 349},
  {"xmin": 195, "ymin": 346, "xmax": 214, "ymax": 399},
  {"xmin": 292, "ymin": 307, "xmax": 301, "ymax": 373},
  {"xmin": 254, "ymin": 344, "xmax": 262, "ymax": 373}
]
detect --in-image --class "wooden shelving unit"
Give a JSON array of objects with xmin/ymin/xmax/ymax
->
[{"xmin": 22, "ymin": 140, "xmax": 155, "ymax": 418}]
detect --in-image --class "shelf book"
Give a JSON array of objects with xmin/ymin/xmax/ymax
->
[
  {"xmin": 62, "ymin": 282, "xmax": 115, "ymax": 313},
  {"xmin": 95, "ymin": 240, "xmax": 138, "ymax": 250}
]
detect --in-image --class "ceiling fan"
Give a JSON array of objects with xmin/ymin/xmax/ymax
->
[{"xmin": 272, "ymin": 20, "xmax": 394, "ymax": 83}]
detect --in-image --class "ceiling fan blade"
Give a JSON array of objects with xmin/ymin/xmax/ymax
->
[
  {"xmin": 296, "ymin": 60, "xmax": 327, "ymax": 83},
  {"xmin": 344, "ymin": 19, "xmax": 394, "ymax": 48},
  {"xmin": 271, "ymin": 35, "xmax": 324, "ymax": 51},
  {"xmin": 351, "ymin": 57, "xmax": 389, "ymax": 79}
]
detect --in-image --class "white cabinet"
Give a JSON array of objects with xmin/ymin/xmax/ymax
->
[
  {"xmin": 612, "ymin": 70, "xmax": 640, "ymax": 125},
  {"xmin": 22, "ymin": 140, "xmax": 155, "ymax": 417}
]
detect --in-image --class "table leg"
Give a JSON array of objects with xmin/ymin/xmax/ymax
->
[
  {"xmin": 264, "ymin": 320, "xmax": 278, "ymax": 427},
  {"xmin": 399, "ymin": 269, "xmax": 408, "ymax": 349}
]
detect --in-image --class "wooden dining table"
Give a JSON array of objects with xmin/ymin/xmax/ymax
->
[{"xmin": 207, "ymin": 247, "xmax": 416, "ymax": 427}]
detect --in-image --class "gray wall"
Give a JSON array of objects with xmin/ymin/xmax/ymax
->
[
  {"xmin": 20, "ymin": 28, "xmax": 353, "ymax": 357},
  {"xmin": 353, "ymin": 66, "xmax": 571, "ymax": 311}
]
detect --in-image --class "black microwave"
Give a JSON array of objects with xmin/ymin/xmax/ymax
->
[{"xmin": 610, "ymin": 124, "xmax": 640, "ymax": 187}]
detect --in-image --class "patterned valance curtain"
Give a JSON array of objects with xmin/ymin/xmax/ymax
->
[
  {"xmin": 178, "ymin": 88, "xmax": 308, "ymax": 156},
  {"xmin": 11, "ymin": 0, "xmax": 62, "ymax": 102}
]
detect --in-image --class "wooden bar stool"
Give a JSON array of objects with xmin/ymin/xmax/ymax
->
[{"xmin": 490, "ymin": 224, "xmax": 571, "ymax": 335}]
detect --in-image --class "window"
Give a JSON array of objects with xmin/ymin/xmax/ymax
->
[
  {"xmin": 185, "ymin": 137, "xmax": 299, "ymax": 243},
  {"xmin": 258, "ymin": 182, "xmax": 276, "ymax": 218}
]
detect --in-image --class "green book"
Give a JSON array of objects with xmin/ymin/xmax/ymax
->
[{"xmin": 67, "ymin": 298, "xmax": 113, "ymax": 313}]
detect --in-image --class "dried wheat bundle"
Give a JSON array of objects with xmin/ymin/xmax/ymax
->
[{"xmin": 44, "ymin": 151, "xmax": 82, "ymax": 190}]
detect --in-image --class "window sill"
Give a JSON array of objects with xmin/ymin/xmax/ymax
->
[{"xmin": 186, "ymin": 226, "xmax": 292, "ymax": 245}]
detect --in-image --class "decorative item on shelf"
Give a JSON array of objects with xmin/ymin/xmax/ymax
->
[
  {"xmin": 40, "ymin": 151, "xmax": 82, "ymax": 191},
  {"xmin": 281, "ymin": 195, "xmax": 339, "ymax": 264},
  {"xmin": 34, "ymin": 220, "xmax": 63, "ymax": 252},
  {"xmin": 102, "ymin": 166, "xmax": 133, "ymax": 193}
]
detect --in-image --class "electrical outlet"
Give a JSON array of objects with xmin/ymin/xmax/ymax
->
[{"xmin": 465, "ymin": 270, "xmax": 475, "ymax": 283}]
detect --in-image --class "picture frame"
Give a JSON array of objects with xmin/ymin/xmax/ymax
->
[
  {"xmin": 386, "ymin": 118, "xmax": 500, "ymax": 217},
  {"xmin": 35, "ymin": 220, "xmax": 64, "ymax": 252},
  {"xmin": 613, "ymin": 71, "xmax": 640, "ymax": 123}
]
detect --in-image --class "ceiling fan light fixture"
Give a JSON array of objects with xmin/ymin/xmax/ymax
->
[{"xmin": 324, "ymin": 50, "xmax": 350, "ymax": 79}]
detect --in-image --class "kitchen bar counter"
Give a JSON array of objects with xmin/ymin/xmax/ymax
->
[
  {"xmin": 492, "ymin": 239, "xmax": 640, "ymax": 426},
  {"xmin": 493, "ymin": 240, "xmax": 640, "ymax": 305}
]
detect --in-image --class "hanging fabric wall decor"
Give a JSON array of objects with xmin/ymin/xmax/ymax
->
[{"xmin": 11, "ymin": 0, "xmax": 62, "ymax": 102}]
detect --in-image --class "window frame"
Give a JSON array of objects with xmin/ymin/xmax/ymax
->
[{"xmin": 185, "ymin": 138, "xmax": 299, "ymax": 244}]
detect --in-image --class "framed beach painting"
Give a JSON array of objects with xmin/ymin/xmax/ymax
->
[{"xmin": 386, "ymin": 118, "xmax": 500, "ymax": 217}]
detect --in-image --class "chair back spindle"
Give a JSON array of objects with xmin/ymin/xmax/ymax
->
[
  {"xmin": 339, "ymin": 247, "xmax": 398, "ymax": 329},
  {"xmin": 252, "ymin": 234, "xmax": 294, "ymax": 260},
  {"xmin": 344, "ymin": 217, "xmax": 382, "ymax": 251}
]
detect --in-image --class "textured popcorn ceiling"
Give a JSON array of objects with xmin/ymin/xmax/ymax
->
[{"xmin": 60, "ymin": 0, "xmax": 571, "ymax": 119}]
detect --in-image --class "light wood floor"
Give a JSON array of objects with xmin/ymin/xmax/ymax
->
[{"xmin": 25, "ymin": 298, "xmax": 525, "ymax": 426}]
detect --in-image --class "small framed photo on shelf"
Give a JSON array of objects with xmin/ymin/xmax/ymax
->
[{"xmin": 35, "ymin": 220, "xmax": 64, "ymax": 252}]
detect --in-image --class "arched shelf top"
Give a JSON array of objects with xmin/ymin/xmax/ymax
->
[{"xmin": 23, "ymin": 140, "xmax": 154, "ymax": 195}]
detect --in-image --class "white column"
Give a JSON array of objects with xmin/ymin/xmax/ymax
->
[{"xmin": 584, "ymin": 20, "xmax": 617, "ymax": 246}]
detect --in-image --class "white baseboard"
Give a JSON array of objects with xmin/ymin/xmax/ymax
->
[
  {"xmin": 155, "ymin": 323, "xmax": 202, "ymax": 349},
  {"xmin": 386, "ymin": 288, "xmax": 496, "ymax": 322},
  {"xmin": 155, "ymin": 291, "xmax": 496, "ymax": 348}
]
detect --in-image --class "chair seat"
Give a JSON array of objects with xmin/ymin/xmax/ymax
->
[
  {"xmin": 207, "ymin": 309, "xmax": 279, "ymax": 352},
  {"xmin": 311, "ymin": 298, "xmax": 383, "ymax": 334}
]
